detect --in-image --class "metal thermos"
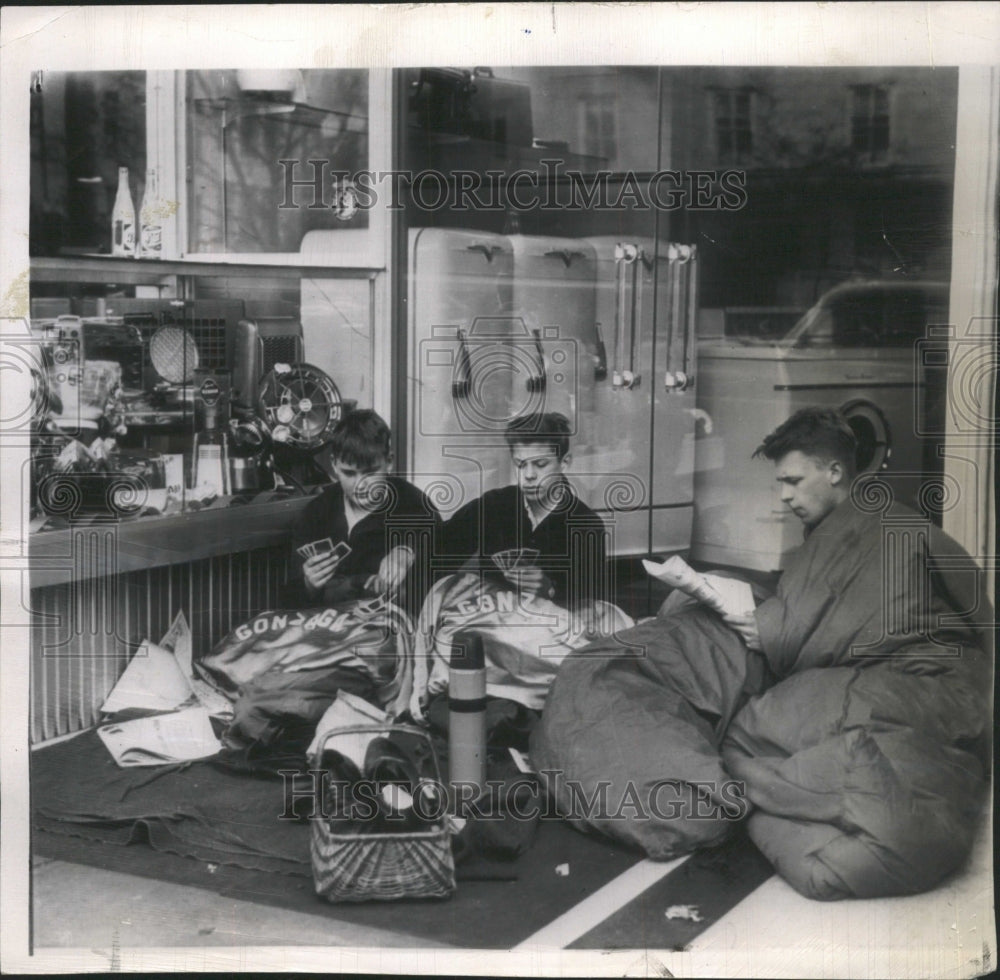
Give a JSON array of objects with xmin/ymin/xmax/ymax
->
[{"xmin": 448, "ymin": 630, "xmax": 487, "ymax": 800}]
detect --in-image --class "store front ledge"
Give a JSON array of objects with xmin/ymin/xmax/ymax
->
[{"xmin": 28, "ymin": 491, "xmax": 314, "ymax": 589}]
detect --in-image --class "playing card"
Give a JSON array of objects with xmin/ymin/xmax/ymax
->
[
  {"xmin": 512, "ymin": 547, "xmax": 539, "ymax": 569},
  {"xmin": 491, "ymin": 550, "xmax": 515, "ymax": 572},
  {"xmin": 328, "ymin": 541, "xmax": 351, "ymax": 562},
  {"xmin": 297, "ymin": 539, "xmax": 350, "ymax": 562},
  {"xmin": 492, "ymin": 547, "xmax": 540, "ymax": 572}
]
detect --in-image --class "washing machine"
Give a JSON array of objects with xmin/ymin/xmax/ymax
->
[{"xmin": 691, "ymin": 280, "xmax": 948, "ymax": 572}]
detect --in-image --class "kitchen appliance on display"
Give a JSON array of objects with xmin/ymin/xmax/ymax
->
[
  {"xmin": 255, "ymin": 362, "xmax": 348, "ymax": 489},
  {"xmin": 691, "ymin": 280, "xmax": 948, "ymax": 572},
  {"xmin": 407, "ymin": 227, "xmax": 516, "ymax": 512},
  {"xmin": 406, "ymin": 227, "xmax": 700, "ymax": 556},
  {"xmin": 190, "ymin": 368, "xmax": 232, "ymax": 494},
  {"xmin": 232, "ymin": 317, "xmax": 306, "ymax": 411},
  {"xmin": 581, "ymin": 237, "xmax": 699, "ymax": 555}
]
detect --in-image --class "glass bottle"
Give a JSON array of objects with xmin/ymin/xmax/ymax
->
[
  {"xmin": 137, "ymin": 166, "xmax": 163, "ymax": 259},
  {"xmin": 110, "ymin": 166, "xmax": 135, "ymax": 257}
]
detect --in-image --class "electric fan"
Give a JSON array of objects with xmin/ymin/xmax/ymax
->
[{"xmin": 257, "ymin": 362, "xmax": 345, "ymax": 450}]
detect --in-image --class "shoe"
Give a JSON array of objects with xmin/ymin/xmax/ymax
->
[
  {"xmin": 363, "ymin": 736, "xmax": 421, "ymax": 792},
  {"xmin": 318, "ymin": 748, "xmax": 363, "ymax": 820}
]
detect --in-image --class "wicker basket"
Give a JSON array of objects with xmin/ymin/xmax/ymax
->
[{"xmin": 310, "ymin": 723, "xmax": 455, "ymax": 903}]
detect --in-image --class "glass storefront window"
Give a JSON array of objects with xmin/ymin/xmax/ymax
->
[
  {"xmin": 30, "ymin": 71, "xmax": 147, "ymax": 257},
  {"xmin": 186, "ymin": 69, "xmax": 370, "ymax": 255}
]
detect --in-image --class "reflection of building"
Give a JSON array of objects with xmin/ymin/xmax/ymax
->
[
  {"xmin": 521, "ymin": 67, "xmax": 958, "ymax": 310},
  {"xmin": 663, "ymin": 67, "xmax": 959, "ymax": 309}
]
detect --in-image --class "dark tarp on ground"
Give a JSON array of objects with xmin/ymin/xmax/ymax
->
[
  {"xmin": 531, "ymin": 498, "xmax": 992, "ymax": 900},
  {"xmin": 32, "ymin": 725, "xmax": 777, "ymax": 949},
  {"xmin": 31, "ymin": 729, "xmax": 652, "ymax": 948}
]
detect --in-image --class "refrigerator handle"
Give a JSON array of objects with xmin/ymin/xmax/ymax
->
[
  {"xmin": 684, "ymin": 245, "xmax": 698, "ymax": 382},
  {"xmin": 614, "ymin": 243, "xmax": 641, "ymax": 389},
  {"xmin": 593, "ymin": 322, "xmax": 608, "ymax": 381},
  {"xmin": 544, "ymin": 248, "xmax": 588, "ymax": 267},
  {"xmin": 612, "ymin": 248, "xmax": 624, "ymax": 387},
  {"xmin": 664, "ymin": 244, "xmax": 695, "ymax": 393},
  {"xmin": 452, "ymin": 328, "xmax": 472, "ymax": 399},
  {"xmin": 527, "ymin": 329, "xmax": 547, "ymax": 392},
  {"xmin": 626, "ymin": 248, "xmax": 643, "ymax": 388}
]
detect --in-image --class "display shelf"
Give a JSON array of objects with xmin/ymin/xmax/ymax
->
[
  {"xmin": 28, "ymin": 490, "xmax": 314, "ymax": 588},
  {"xmin": 30, "ymin": 255, "xmax": 378, "ymax": 285}
]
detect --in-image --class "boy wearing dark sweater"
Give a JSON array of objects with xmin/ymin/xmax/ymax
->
[
  {"xmin": 435, "ymin": 411, "xmax": 609, "ymax": 609},
  {"xmin": 287, "ymin": 410, "xmax": 439, "ymax": 614}
]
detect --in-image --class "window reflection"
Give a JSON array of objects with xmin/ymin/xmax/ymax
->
[
  {"xmin": 30, "ymin": 71, "xmax": 147, "ymax": 257},
  {"xmin": 187, "ymin": 69, "xmax": 369, "ymax": 253}
]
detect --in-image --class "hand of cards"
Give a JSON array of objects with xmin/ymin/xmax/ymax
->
[
  {"xmin": 642, "ymin": 555, "xmax": 753, "ymax": 619},
  {"xmin": 491, "ymin": 547, "xmax": 540, "ymax": 573},
  {"xmin": 297, "ymin": 538, "xmax": 351, "ymax": 563}
]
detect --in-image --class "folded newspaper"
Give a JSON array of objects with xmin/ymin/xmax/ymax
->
[
  {"xmin": 642, "ymin": 555, "xmax": 754, "ymax": 618},
  {"xmin": 97, "ymin": 705, "xmax": 221, "ymax": 767},
  {"xmin": 98, "ymin": 611, "xmax": 232, "ymax": 767},
  {"xmin": 101, "ymin": 611, "xmax": 233, "ymax": 721}
]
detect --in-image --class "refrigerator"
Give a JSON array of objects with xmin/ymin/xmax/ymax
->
[{"xmin": 406, "ymin": 227, "xmax": 698, "ymax": 557}]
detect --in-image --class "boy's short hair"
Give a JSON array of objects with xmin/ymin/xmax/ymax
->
[
  {"xmin": 504, "ymin": 411, "xmax": 572, "ymax": 460},
  {"xmin": 753, "ymin": 407, "xmax": 858, "ymax": 475},
  {"xmin": 327, "ymin": 409, "xmax": 392, "ymax": 469}
]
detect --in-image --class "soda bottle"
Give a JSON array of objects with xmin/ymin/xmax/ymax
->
[
  {"xmin": 110, "ymin": 166, "xmax": 135, "ymax": 257},
  {"xmin": 137, "ymin": 167, "xmax": 163, "ymax": 259}
]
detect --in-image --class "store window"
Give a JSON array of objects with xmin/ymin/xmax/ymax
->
[
  {"xmin": 186, "ymin": 69, "xmax": 370, "ymax": 256},
  {"xmin": 30, "ymin": 71, "xmax": 147, "ymax": 257},
  {"xmin": 28, "ymin": 69, "xmax": 383, "ymax": 534},
  {"xmin": 398, "ymin": 66, "xmax": 697, "ymax": 558},
  {"xmin": 850, "ymin": 84, "xmax": 890, "ymax": 161}
]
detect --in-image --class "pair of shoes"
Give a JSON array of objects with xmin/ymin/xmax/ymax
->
[
  {"xmin": 363, "ymin": 736, "xmax": 437, "ymax": 834},
  {"xmin": 364, "ymin": 736, "xmax": 421, "ymax": 791}
]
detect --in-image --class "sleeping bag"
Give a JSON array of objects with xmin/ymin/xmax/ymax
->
[
  {"xmin": 720, "ymin": 496, "xmax": 991, "ymax": 900},
  {"xmin": 409, "ymin": 571, "xmax": 633, "ymax": 720},
  {"xmin": 196, "ymin": 601, "xmax": 414, "ymax": 753},
  {"xmin": 531, "ymin": 496, "xmax": 991, "ymax": 899}
]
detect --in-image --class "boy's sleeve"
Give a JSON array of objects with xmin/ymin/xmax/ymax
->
[{"xmin": 384, "ymin": 481, "xmax": 443, "ymax": 613}]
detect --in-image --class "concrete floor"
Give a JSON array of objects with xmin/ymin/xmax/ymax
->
[
  {"xmin": 31, "ymin": 854, "xmax": 449, "ymax": 951},
  {"xmin": 28, "ymin": 808, "xmax": 994, "ymax": 978}
]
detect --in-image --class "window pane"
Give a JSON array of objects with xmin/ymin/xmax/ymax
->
[
  {"xmin": 187, "ymin": 69, "xmax": 369, "ymax": 254},
  {"xmin": 30, "ymin": 71, "xmax": 147, "ymax": 257}
]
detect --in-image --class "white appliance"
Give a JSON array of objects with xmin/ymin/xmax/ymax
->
[
  {"xmin": 407, "ymin": 227, "xmax": 700, "ymax": 557},
  {"xmin": 407, "ymin": 227, "xmax": 517, "ymax": 515},
  {"xmin": 692, "ymin": 281, "xmax": 947, "ymax": 571},
  {"xmin": 580, "ymin": 237, "xmax": 698, "ymax": 555}
]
